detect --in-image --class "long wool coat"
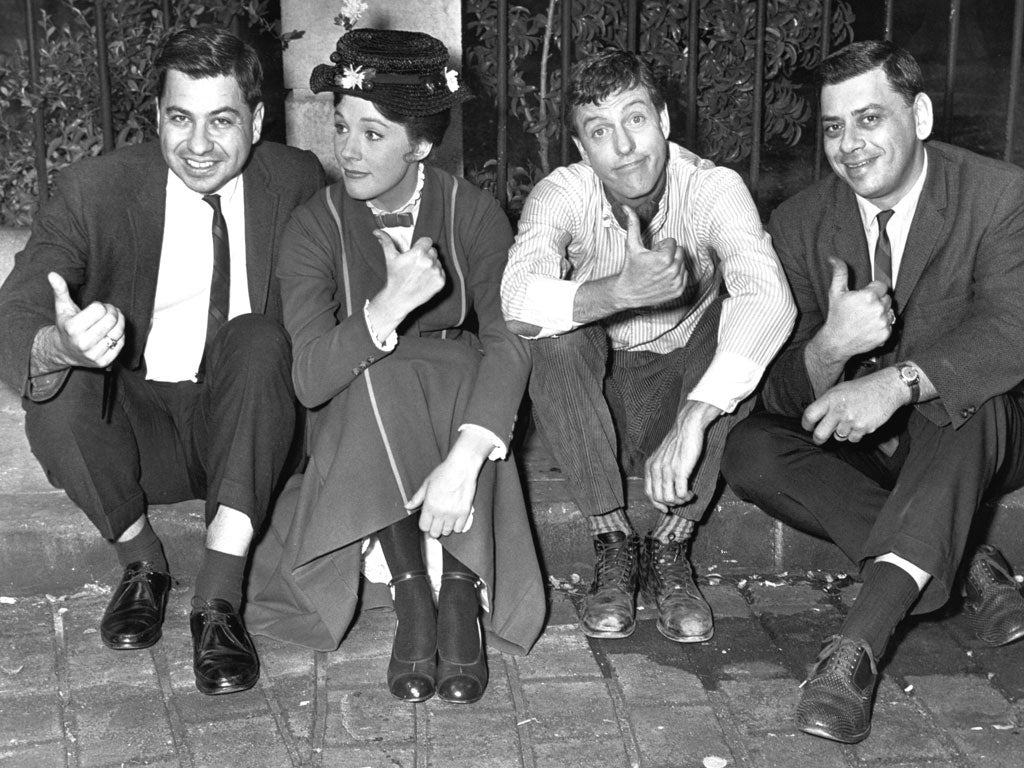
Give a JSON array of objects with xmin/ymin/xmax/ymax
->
[{"xmin": 245, "ymin": 166, "xmax": 545, "ymax": 655}]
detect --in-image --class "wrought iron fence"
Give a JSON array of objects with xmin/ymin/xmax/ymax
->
[{"xmin": 13, "ymin": 0, "xmax": 1024, "ymax": 212}]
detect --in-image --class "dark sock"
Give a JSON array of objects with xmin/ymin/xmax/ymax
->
[
  {"xmin": 840, "ymin": 561, "xmax": 921, "ymax": 659},
  {"xmin": 378, "ymin": 516, "xmax": 435, "ymax": 661},
  {"xmin": 192, "ymin": 549, "xmax": 246, "ymax": 611},
  {"xmin": 438, "ymin": 550, "xmax": 481, "ymax": 664},
  {"xmin": 113, "ymin": 516, "xmax": 168, "ymax": 572}
]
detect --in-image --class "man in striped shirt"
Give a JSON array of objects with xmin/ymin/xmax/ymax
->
[{"xmin": 500, "ymin": 49, "xmax": 795, "ymax": 645}]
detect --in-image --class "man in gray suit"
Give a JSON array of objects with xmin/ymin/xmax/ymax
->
[
  {"xmin": 723, "ymin": 40, "xmax": 1024, "ymax": 743},
  {"xmin": 0, "ymin": 28, "xmax": 324, "ymax": 695}
]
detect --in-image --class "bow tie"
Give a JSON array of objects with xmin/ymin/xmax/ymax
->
[{"xmin": 374, "ymin": 211, "xmax": 414, "ymax": 228}]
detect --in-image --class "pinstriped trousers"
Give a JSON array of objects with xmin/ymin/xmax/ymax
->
[{"xmin": 528, "ymin": 297, "xmax": 748, "ymax": 526}]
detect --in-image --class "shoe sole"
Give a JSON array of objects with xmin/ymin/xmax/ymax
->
[
  {"xmin": 195, "ymin": 673, "xmax": 259, "ymax": 696},
  {"xmin": 581, "ymin": 622, "xmax": 636, "ymax": 639},
  {"xmin": 798, "ymin": 722, "xmax": 870, "ymax": 744},
  {"xmin": 656, "ymin": 620, "xmax": 713, "ymax": 643},
  {"xmin": 102, "ymin": 632, "xmax": 162, "ymax": 651}
]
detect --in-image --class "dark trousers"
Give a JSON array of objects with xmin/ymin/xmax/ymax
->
[
  {"xmin": 722, "ymin": 394, "xmax": 1024, "ymax": 613},
  {"xmin": 24, "ymin": 314, "xmax": 296, "ymax": 541},
  {"xmin": 528, "ymin": 299, "xmax": 744, "ymax": 522}
]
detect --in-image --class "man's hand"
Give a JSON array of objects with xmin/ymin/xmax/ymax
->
[
  {"xmin": 43, "ymin": 271, "xmax": 125, "ymax": 370},
  {"xmin": 644, "ymin": 400, "xmax": 722, "ymax": 513},
  {"xmin": 612, "ymin": 205, "xmax": 687, "ymax": 310},
  {"xmin": 366, "ymin": 230, "xmax": 445, "ymax": 338},
  {"xmin": 801, "ymin": 368, "xmax": 910, "ymax": 445},
  {"xmin": 818, "ymin": 258, "xmax": 894, "ymax": 360}
]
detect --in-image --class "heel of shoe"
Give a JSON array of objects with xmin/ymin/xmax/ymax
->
[
  {"xmin": 436, "ymin": 572, "xmax": 488, "ymax": 704},
  {"xmin": 387, "ymin": 570, "xmax": 436, "ymax": 703}
]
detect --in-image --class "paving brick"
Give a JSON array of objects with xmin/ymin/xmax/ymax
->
[
  {"xmin": 630, "ymin": 703, "xmax": 734, "ymax": 768},
  {"xmin": 71, "ymin": 686, "xmax": 174, "ymax": 767},
  {"xmin": 186, "ymin": 715, "xmax": 293, "ymax": 768},
  {"xmin": 531, "ymin": 738, "xmax": 629, "ymax": 768},
  {"xmin": 0, "ymin": 742, "xmax": 68, "ymax": 767},
  {"xmin": 324, "ymin": 688, "xmax": 415, "ymax": 744},
  {"xmin": 520, "ymin": 679, "xmax": 619, "ymax": 742},
  {"xmin": 745, "ymin": 583, "xmax": 836, "ymax": 617},
  {"xmin": 613, "ymin": 653, "xmax": 708, "ymax": 707},
  {"xmin": 702, "ymin": 583, "xmax": 754, "ymax": 619},
  {"xmin": 318, "ymin": 742, "xmax": 415, "ymax": 767},
  {"xmin": 0, "ymin": 617, "xmax": 57, "ymax": 697},
  {"xmin": 172, "ymin": 684, "xmax": 271, "ymax": 725},
  {"xmin": 262, "ymin": 673, "xmax": 316, "ymax": 746},
  {"xmin": 513, "ymin": 624, "xmax": 602, "ymax": 680},
  {"xmin": 253, "ymin": 635, "xmax": 315, "ymax": 680},
  {"xmin": 0, "ymin": 691, "xmax": 62, "ymax": 744},
  {"xmin": 740, "ymin": 730, "xmax": 849, "ymax": 768},
  {"xmin": 426, "ymin": 706, "xmax": 519, "ymax": 768},
  {"xmin": 950, "ymin": 729, "xmax": 1024, "ymax": 768},
  {"xmin": 905, "ymin": 674, "xmax": 1016, "ymax": 727},
  {"xmin": 853, "ymin": 680, "xmax": 951, "ymax": 762},
  {"xmin": 887, "ymin": 616, "xmax": 975, "ymax": 676},
  {"xmin": 62, "ymin": 597, "xmax": 159, "ymax": 690},
  {"xmin": 718, "ymin": 676, "xmax": 799, "ymax": 733}
]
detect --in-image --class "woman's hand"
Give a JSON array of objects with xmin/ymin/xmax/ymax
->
[
  {"xmin": 406, "ymin": 430, "xmax": 494, "ymax": 538},
  {"xmin": 365, "ymin": 230, "xmax": 445, "ymax": 339}
]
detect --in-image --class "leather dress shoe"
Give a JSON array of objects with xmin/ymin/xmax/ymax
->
[
  {"xmin": 386, "ymin": 570, "xmax": 436, "ymax": 703},
  {"xmin": 436, "ymin": 572, "xmax": 488, "ymax": 704},
  {"xmin": 581, "ymin": 532, "xmax": 640, "ymax": 639},
  {"xmin": 641, "ymin": 535, "xmax": 713, "ymax": 643},
  {"xmin": 964, "ymin": 544, "xmax": 1024, "ymax": 646},
  {"xmin": 190, "ymin": 598, "xmax": 260, "ymax": 695},
  {"xmin": 796, "ymin": 635, "xmax": 878, "ymax": 744},
  {"xmin": 100, "ymin": 561, "xmax": 172, "ymax": 650}
]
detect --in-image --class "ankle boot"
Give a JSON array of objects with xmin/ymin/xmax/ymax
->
[
  {"xmin": 387, "ymin": 570, "xmax": 436, "ymax": 703},
  {"xmin": 436, "ymin": 571, "xmax": 488, "ymax": 704}
]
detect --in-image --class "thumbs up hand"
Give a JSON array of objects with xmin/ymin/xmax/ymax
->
[
  {"xmin": 47, "ymin": 272, "xmax": 125, "ymax": 369},
  {"xmin": 611, "ymin": 205, "xmax": 687, "ymax": 310},
  {"xmin": 821, "ymin": 258, "xmax": 894, "ymax": 358},
  {"xmin": 365, "ymin": 231, "xmax": 446, "ymax": 340}
]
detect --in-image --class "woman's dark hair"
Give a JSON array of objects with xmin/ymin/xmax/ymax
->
[
  {"xmin": 817, "ymin": 40, "xmax": 924, "ymax": 106},
  {"xmin": 565, "ymin": 49, "xmax": 665, "ymax": 136},
  {"xmin": 154, "ymin": 27, "xmax": 263, "ymax": 111},
  {"xmin": 333, "ymin": 92, "xmax": 451, "ymax": 147}
]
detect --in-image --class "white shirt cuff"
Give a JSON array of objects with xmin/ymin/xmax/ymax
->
[
  {"xmin": 518, "ymin": 278, "xmax": 582, "ymax": 335},
  {"xmin": 458, "ymin": 424, "xmax": 507, "ymax": 461},
  {"xmin": 686, "ymin": 350, "xmax": 765, "ymax": 413},
  {"xmin": 364, "ymin": 300, "xmax": 397, "ymax": 351}
]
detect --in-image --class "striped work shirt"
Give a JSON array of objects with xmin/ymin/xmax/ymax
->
[{"xmin": 500, "ymin": 141, "xmax": 796, "ymax": 413}]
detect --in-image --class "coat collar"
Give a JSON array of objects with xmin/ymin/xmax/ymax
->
[
  {"xmin": 241, "ymin": 144, "xmax": 282, "ymax": 313},
  {"xmin": 893, "ymin": 143, "xmax": 948, "ymax": 309}
]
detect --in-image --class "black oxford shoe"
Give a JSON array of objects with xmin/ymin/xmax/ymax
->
[
  {"xmin": 964, "ymin": 544, "xmax": 1024, "ymax": 646},
  {"xmin": 796, "ymin": 635, "xmax": 878, "ymax": 744},
  {"xmin": 190, "ymin": 598, "xmax": 260, "ymax": 695},
  {"xmin": 100, "ymin": 561, "xmax": 172, "ymax": 650}
]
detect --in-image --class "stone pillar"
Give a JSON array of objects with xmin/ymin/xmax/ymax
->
[{"xmin": 282, "ymin": 0, "xmax": 464, "ymax": 180}]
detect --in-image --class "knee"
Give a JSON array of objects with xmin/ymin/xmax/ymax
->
[
  {"xmin": 529, "ymin": 327, "xmax": 604, "ymax": 380},
  {"xmin": 221, "ymin": 314, "xmax": 290, "ymax": 359},
  {"xmin": 721, "ymin": 414, "xmax": 790, "ymax": 501}
]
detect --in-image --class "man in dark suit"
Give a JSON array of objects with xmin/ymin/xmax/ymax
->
[
  {"xmin": 722, "ymin": 40, "xmax": 1024, "ymax": 743},
  {"xmin": 0, "ymin": 28, "xmax": 324, "ymax": 695}
]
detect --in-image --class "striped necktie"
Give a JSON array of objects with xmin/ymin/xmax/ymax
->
[
  {"xmin": 200, "ymin": 194, "xmax": 230, "ymax": 378},
  {"xmin": 874, "ymin": 209, "xmax": 895, "ymax": 288}
]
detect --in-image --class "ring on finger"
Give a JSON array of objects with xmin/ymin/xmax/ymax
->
[
  {"xmin": 887, "ymin": 309, "xmax": 896, "ymax": 325},
  {"xmin": 834, "ymin": 430, "xmax": 850, "ymax": 440},
  {"xmin": 105, "ymin": 336, "xmax": 118, "ymax": 349}
]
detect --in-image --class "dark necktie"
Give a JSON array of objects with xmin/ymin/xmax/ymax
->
[
  {"xmin": 374, "ymin": 211, "xmax": 414, "ymax": 228},
  {"xmin": 201, "ymin": 194, "xmax": 230, "ymax": 377},
  {"xmin": 874, "ymin": 209, "xmax": 895, "ymax": 287}
]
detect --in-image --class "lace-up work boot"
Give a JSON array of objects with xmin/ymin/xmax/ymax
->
[
  {"xmin": 964, "ymin": 544, "xmax": 1024, "ymax": 646},
  {"xmin": 580, "ymin": 532, "xmax": 640, "ymax": 638},
  {"xmin": 641, "ymin": 535, "xmax": 713, "ymax": 643},
  {"xmin": 796, "ymin": 635, "xmax": 878, "ymax": 743}
]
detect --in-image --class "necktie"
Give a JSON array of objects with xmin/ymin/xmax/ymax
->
[
  {"xmin": 374, "ymin": 211, "xmax": 414, "ymax": 228},
  {"xmin": 874, "ymin": 209, "xmax": 895, "ymax": 287},
  {"xmin": 200, "ymin": 194, "xmax": 230, "ymax": 378}
]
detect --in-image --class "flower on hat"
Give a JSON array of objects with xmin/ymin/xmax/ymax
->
[
  {"xmin": 338, "ymin": 64, "xmax": 369, "ymax": 89},
  {"xmin": 334, "ymin": 0, "xmax": 368, "ymax": 31},
  {"xmin": 444, "ymin": 68, "xmax": 460, "ymax": 93}
]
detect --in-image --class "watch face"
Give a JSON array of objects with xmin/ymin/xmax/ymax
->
[{"xmin": 899, "ymin": 365, "xmax": 919, "ymax": 384}]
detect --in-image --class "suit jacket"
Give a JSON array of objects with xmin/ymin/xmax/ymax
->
[
  {"xmin": 0, "ymin": 140, "xmax": 326, "ymax": 398},
  {"xmin": 763, "ymin": 141, "xmax": 1024, "ymax": 428}
]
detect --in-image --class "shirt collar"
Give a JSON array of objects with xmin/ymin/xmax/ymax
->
[
  {"xmin": 165, "ymin": 167, "xmax": 243, "ymax": 205},
  {"xmin": 367, "ymin": 162, "xmax": 425, "ymax": 218}
]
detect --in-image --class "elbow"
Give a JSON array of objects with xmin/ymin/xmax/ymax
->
[{"xmin": 505, "ymin": 318, "xmax": 542, "ymax": 338}]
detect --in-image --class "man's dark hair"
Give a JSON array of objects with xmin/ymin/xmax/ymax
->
[
  {"xmin": 565, "ymin": 48, "xmax": 666, "ymax": 136},
  {"xmin": 817, "ymin": 40, "xmax": 925, "ymax": 106},
  {"xmin": 154, "ymin": 27, "xmax": 263, "ymax": 111}
]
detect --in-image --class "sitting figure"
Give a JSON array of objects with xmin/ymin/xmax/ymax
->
[
  {"xmin": 0, "ymin": 28, "xmax": 325, "ymax": 694},
  {"xmin": 244, "ymin": 28, "xmax": 545, "ymax": 705},
  {"xmin": 501, "ymin": 49, "xmax": 795, "ymax": 644},
  {"xmin": 723, "ymin": 40, "xmax": 1024, "ymax": 743}
]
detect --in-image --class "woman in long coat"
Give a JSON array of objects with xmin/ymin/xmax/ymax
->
[{"xmin": 245, "ymin": 29, "xmax": 544, "ymax": 704}]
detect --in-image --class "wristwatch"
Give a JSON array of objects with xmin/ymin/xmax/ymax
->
[{"xmin": 895, "ymin": 362, "xmax": 920, "ymax": 405}]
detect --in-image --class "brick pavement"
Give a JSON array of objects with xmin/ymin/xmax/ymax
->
[{"xmin": 3, "ymin": 572, "xmax": 1024, "ymax": 768}]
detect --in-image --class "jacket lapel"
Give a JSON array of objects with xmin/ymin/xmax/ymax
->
[
  {"xmin": 128, "ymin": 145, "xmax": 169, "ymax": 359},
  {"xmin": 894, "ymin": 145, "xmax": 947, "ymax": 310},
  {"xmin": 829, "ymin": 183, "xmax": 872, "ymax": 290},
  {"xmin": 243, "ymin": 148, "xmax": 281, "ymax": 314}
]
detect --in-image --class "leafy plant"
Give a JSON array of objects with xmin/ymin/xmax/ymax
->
[
  {"xmin": 464, "ymin": 0, "xmax": 855, "ymax": 214},
  {"xmin": 0, "ymin": 0, "xmax": 300, "ymax": 226}
]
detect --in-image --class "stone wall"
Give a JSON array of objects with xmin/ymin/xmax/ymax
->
[{"xmin": 281, "ymin": 0, "xmax": 464, "ymax": 179}]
